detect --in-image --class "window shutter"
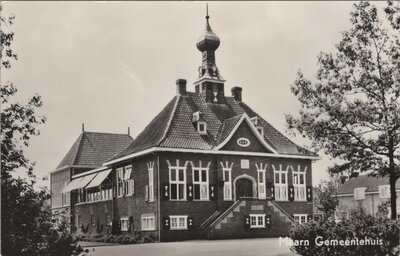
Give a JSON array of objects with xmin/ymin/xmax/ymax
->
[
  {"xmin": 188, "ymin": 217, "xmax": 194, "ymax": 229},
  {"xmin": 244, "ymin": 215, "xmax": 250, "ymax": 229},
  {"xmin": 266, "ymin": 214, "xmax": 271, "ymax": 227},
  {"xmin": 162, "ymin": 183, "xmax": 169, "ymax": 200},
  {"xmin": 209, "ymin": 184, "xmax": 216, "ymax": 200},
  {"xmin": 145, "ymin": 185, "xmax": 149, "ymax": 202},
  {"xmin": 163, "ymin": 217, "xmax": 170, "ymax": 230},
  {"xmin": 306, "ymin": 186, "xmax": 312, "ymax": 202},
  {"xmin": 129, "ymin": 216, "xmax": 134, "ymax": 231},
  {"xmin": 288, "ymin": 185, "xmax": 294, "ymax": 201},
  {"xmin": 187, "ymin": 183, "xmax": 193, "ymax": 201}
]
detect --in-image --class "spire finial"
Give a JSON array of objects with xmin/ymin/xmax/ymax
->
[{"xmin": 206, "ymin": 3, "xmax": 209, "ymax": 20}]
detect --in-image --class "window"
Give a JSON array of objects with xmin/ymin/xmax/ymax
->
[
  {"xmin": 256, "ymin": 126, "xmax": 264, "ymax": 137},
  {"xmin": 223, "ymin": 168, "xmax": 232, "ymax": 200},
  {"xmin": 121, "ymin": 217, "xmax": 129, "ymax": 231},
  {"xmin": 169, "ymin": 215, "xmax": 187, "ymax": 230},
  {"xmin": 257, "ymin": 169, "xmax": 266, "ymax": 199},
  {"xmin": 250, "ymin": 214, "xmax": 265, "ymax": 228},
  {"xmin": 293, "ymin": 166, "xmax": 306, "ymax": 201},
  {"xmin": 240, "ymin": 159, "xmax": 250, "ymax": 169},
  {"xmin": 168, "ymin": 160, "xmax": 187, "ymax": 200},
  {"xmin": 354, "ymin": 187, "xmax": 366, "ymax": 200},
  {"xmin": 197, "ymin": 122, "xmax": 207, "ymax": 135},
  {"xmin": 116, "ymin": 166, "xmax": 134, "ymax": 197},
  {"xmin": 193, "ymin": 164, "xmax": 209, "ymax": 200},
  {"xmin": 237, "ymin": 138, "xmax": 250, "ymax": 147},
  {"xmin": 148, "ymin": 167, "xmax": 154, "ymax": 202},
  {"xmin": 141, "ymin": 215, "xmax": 155, "ymax": 231},
  {"xmin": 294, "ymin": 214, "xmax": 308, "ymax": 224},
  {"xmin": 61, "ymin": 181, "xmax": 69, "ymax": 206},
  {"xmin": 273, "ymin": 165, "xmax": 288, "ymax": 201},
  {"xmin": 379, "ymin": 185, "xmax": 390, "ymax": 199}
]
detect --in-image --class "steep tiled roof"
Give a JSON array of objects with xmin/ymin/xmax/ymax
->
[
  {"xmin": 114, "ymin": 92, "xmax": 316, "ymax": 159},
  {"xmin": 337, "ymin": 175, "xmax": 400, "ymax": 195},
  {"xmin": 56, "ymin": 132, "xmax": 133, "ymax": 169}
]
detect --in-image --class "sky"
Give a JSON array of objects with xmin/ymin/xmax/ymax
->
[{"xmin": 2, "ymin": 1, "xmax": 369, "ymax": 187}]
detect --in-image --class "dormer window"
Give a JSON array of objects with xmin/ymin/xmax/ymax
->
[
  {"xmin": 197, "ymin": 122, "xmax": 207, "ymax": 135},
  {"xmin": 256, "ymin": 126, "xmax": 264, "ymax": 137},
  {"xmin": 251, "ymin": 116, "xmax": 258, "ymax": 126}
]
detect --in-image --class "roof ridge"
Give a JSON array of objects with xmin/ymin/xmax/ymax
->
[
  {"xmin": 82, "ymin": 131, "xmax": 132, "ymax": 136},
  {"xmin": 72, "ymin": 133, "xmax": 85, "ymax": 165},
  {"xmin": 157, "ymin": 95, "xmax": 181, "ymax": 146}
]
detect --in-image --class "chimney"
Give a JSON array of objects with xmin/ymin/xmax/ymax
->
[
  {"xmin": 176, "ymin": 79, "xmax": 187, "ymax": 95},
  {"xmin": 231, "ymin": 87, "xmax": 242, "ymax": 102},
  {"xmin": 128, "ymin": 127, "xmax": 130, "ymax": 136}
]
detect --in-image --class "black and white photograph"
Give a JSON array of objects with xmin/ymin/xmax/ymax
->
[{"xmin": 1, "ymin": 1, "xmax": 399, "ymax": 256}]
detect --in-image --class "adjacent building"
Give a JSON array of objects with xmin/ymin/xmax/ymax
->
[
  {"xmin": 51, "ymin": 12, "xmax": 319, "ymax": 241},
  {"xmin": 335, "ymin": 175, "xmax": 400, "ymax": 219}
]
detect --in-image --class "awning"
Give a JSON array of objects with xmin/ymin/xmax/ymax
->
[
  {"xmin": 86, "ymin": 169, "xmax": 112, "ymax": 189},
  {"xmin": 62, "ymin": 173, "xmax": 97, "ymax": 192}
]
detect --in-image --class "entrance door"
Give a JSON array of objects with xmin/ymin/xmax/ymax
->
[{"xmin": 235, "ymin": 178, "xmax": 253, "ymax": 199}]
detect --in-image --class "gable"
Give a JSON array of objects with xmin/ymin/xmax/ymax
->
[{"xmin": 219, "ymin": 121, "xmax": 273, "ymax": 153}]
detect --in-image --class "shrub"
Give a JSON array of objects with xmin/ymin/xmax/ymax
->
[{"xmin": 289, "ymin": 207, "xmax": 400, "ymax": 256}]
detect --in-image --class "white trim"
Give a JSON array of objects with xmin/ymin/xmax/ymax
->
[
  {"xmin": 333, "ymin": 189, "xmax": 400, "ymax": 197},
  {"xmin": 214, "ymin": 113, "xmax": 278, "ymax": 153},
  {"xmin": 354, "ymin": 187, "xmax": 367, "ymax": 200},
  {"xmin": 249, "ymin": 214, "xmax": 266, "ymax": 228},
  {"xmin": 293, "ymin": 214, "xmax": 308, "ymax": 224},
  {"xmin": 378, "ymin": 185, "xmax": 390, "ymax": 199},
  {"xmin": 197, "ymin": 121, "xmax": 207, "ymax": 135},
  {"xmin": 169, "ymin": 215, "xmax": 188, "ymax": 230},
  {"xmin": 168, "ymin": 160, "xmax": 188, "ymax": 201},
  {"xmin": 141, "ymin": 215, "xmax": 156, "ymax": 231},
  {"xmin": 293, "ymin": 165, "xmax": 307, "ymax": 201},
  {"xmin": 120, "ymin": 217, "xmax": 130, "ymax": 231},
  {"xmin": 191, "ymin": 161, "xmax": 210, "ymax": 201},
  {"xmin": 103, "ymin": 147, "xmax": 319, "ymax": 166},
  {"xmin": 273, "ymin": 164, "xmax": 288, "ymax": 201},
  {"xmin": 221, "ymin": 161, "xmax": 233, "ymax": 201},
  {"xmin": 255, "ymin": 163, "xmax": 267, "ymax": 199},
  {"xmin": 237, "ymin": 138, "xmax": 250, "ymax": 147}
]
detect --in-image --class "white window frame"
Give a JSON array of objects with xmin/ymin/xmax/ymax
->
[
  {"xmin": 379, "ymin": 185, "xmax": 390, "ymax": 199},
  {"xmin": 147, "ymin": 162, "xmax": 154, "ymax": 202},
  {"xmin": 197, "ymin": 121, "xmax": 207, "ymax": 135},
  {"xmin": 116, "ymin": 167, "xmax": 124, "ymax": 197},
  {"xmin": 293, "ymin": 166, "xmax": 307, "ymax": 201},
  {"xmin": 120, "ymin": 217, "xmax": 129, "ymax": 231},
  {"xmin": 256, "ymin": 167, "xmax": 266, "ymax": 199},
  {"xmin": 221, "ymin": 161, "xmax": 233, "ymax": 201},
  {"xmin": 192, "ymin": 161, "xmax": 210, "ymax": 201},
  {"xmin": 124, "ymin": 165, "xmax": 134, "ymax": 196},
  {"xmin": 294, "ymin": 214, "xmax": 308, "ymax": 224},
  {"xmin": 273, "ymin": 164, "xmax": 288, "ymax": 201},
  {"xmin": 141, "ymin": 215, "xmax": 155, "ymax": 231},
  {"xmin": 249, "ymin": 214, "xmax": 266, "ymax": 228},
  {"xmin": 354, "ymin": 187, "xmax": 366, "ymax": 200},
  {"xmin": 168, "ymin": 160, "xmax": 187, "ymax": 201},
  {"xmin": 169, "ymin": 215, "xmax": 188, "ymax": 230}
]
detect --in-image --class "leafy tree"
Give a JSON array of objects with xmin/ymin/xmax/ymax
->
[
  {"xmin": 286, "ymin": 1, "xmax": 400, "ymax": 219},
  {"xmin": 1, "ymin": 6, "xmax": 87, "ymax": 256},
  {"xmin": 314, "ymin": 181, "xmax": 339, "ymax": 219}
]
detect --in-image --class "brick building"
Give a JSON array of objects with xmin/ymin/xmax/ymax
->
[{"xmin": 51, "ymin": 12, "xmax": 318, "ymax": 241}]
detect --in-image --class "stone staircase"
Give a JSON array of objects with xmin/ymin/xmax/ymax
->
[{"xmin": 205, "ymin": 199, "xmax": 293, "ymax": 239}]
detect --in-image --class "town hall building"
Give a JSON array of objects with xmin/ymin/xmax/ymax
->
[{"xmin": 51, "ymin": 11, "xmax": 318, "ymax": 242}]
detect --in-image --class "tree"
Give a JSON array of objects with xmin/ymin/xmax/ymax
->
[
  {"xmin": 314, "ymin": 181, "xmax": 339, "ymax": 219},
  {"xmin": 286, "ymin": 1, "xmax": 400, "ymax": 219},
  {"xmin": 1, "ymin": 6, "xmax": 87, "ymax": 255}
]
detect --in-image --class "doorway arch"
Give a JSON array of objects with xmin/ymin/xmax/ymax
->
[{"xmin": 233, "ymin": 174, "xmax": 257, "ymax": 200}]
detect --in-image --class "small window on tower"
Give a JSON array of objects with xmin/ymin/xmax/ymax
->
[{"xmin": 198, "ymin": 122, "xmax": 207, "ymax": 135}]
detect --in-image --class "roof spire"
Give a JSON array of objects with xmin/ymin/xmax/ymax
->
[{"xmin": 206, "ymin": 3, "xmax": 209, "ymax": 20}]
